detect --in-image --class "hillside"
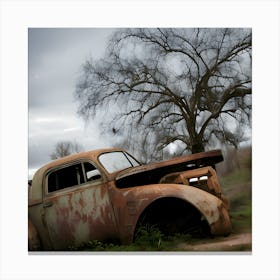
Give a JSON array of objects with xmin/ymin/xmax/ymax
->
[{"xmin": 218, "ymin": 146, "xmax": 252, "ymax": 234}]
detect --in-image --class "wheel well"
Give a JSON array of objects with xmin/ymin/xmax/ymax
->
[{"xmin": 134, "ymin": 197, "xmax": 210, "ymax": 240}]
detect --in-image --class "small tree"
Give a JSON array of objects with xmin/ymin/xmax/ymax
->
[
  {"xmin": 75, "ymin": 28, "xmax": 251, "ymax": 159},
  {"xmin": 50, "ymin": 141, "xmax": 83, "ymax": 160}
]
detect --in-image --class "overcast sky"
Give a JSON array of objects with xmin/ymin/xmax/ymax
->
[
  {"xmin": 28, "ymin": 28, "xmax": 252, "ymax": 178},
  {"xmin": 28, "ymin": 28, "xmax": 116, "ymax": 177}
]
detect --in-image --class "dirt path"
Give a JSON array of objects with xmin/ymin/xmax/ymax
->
[{"xmin": 176, "ymin": 233, "xmax": 252, "ymax": 251}]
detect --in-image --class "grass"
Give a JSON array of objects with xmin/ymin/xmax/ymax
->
[
  {"xmin": 219, "ymin": 148, "xmax": 252, "ymax": 234},
  {"xmin": 70, "ymin": 227, "xmax": 196, "ymax": 251},
  {"xmin": 230, "ymin": 205, "xmax": 252, "ymax": 233}
]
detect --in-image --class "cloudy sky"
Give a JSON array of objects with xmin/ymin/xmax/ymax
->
[
  {"xmin": 28, "ymin": 28, "xmax": 116, "ymax": 177},
  {"xmin": 28, "ymin": 28, "xmax": 253, "ymax": 178},
  {"xmin": 27, "ymin": 28, "xmax": 197, "ymax": 178}
]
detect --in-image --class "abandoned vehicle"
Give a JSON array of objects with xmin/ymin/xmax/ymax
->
[{"xmin": 28, "ymin": 148, "xmax": 231, "ymax": 250}]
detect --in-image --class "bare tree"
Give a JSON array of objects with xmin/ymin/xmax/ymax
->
[
  {"xmin": 50, "ymin": 140, "xmax": 83, "ymax": 160},
  {"xmin": 112, "ymin": 124, "xmax": 169, "ymax": 163},
  {"xmin": 75, "ymin": 28, "xmax": 251, "ymax": 158}
]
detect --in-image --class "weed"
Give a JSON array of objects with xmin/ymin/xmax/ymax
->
[
  {"xmin": 134, "ymin": 225, "xmax": 163, "ymax": 249},
  {"xmin": 69, "ymin": 226, "xmax": 198, "ymax": 251}
]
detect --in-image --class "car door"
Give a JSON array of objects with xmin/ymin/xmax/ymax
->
[{"xmin": 42, "ymin": 161, "xmax": 118, "ymax": 250}]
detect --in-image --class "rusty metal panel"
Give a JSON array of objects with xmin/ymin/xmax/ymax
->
[
  {"xmin": 160, "ymin": 167, "xmax": 222, "ymax": 195},
  {"xmin": 116, "ymin": 183, "xmax": 231, "ymax": 242},
  {"xmin": 29, "ymin": 148, "xmax": 231, "ymax": 250},
  {"xmin": 43, "ymin": 184, "xmax": 118, "ymax": 250}
]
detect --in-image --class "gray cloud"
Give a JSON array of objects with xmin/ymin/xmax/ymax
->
[{"xmin": 28, "ymin": 28, "xmax": 115, "ymax": 176}]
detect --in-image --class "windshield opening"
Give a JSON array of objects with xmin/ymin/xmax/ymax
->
[{"xmin": 99, "ymin": 151, "xmax": 141, "ymax": 173}]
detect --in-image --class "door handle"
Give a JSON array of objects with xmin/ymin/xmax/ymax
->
[{"xmin": 43, "ymin": 201, "xmax": 53, "ymax": 208}]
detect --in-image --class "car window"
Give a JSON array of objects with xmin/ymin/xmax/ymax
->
[
  {"xmin": 84, "ymin": 162, "xmax": 101, "ymax": 181},
  {"xmin": 99, "ymin": 151, "xmax": 140, "ymax": 173},
  {"xmin": 125, "ymin": 152, "xmax": 140, "ymax": 167},
  {"xmin": 48, "ymin": 163, "xmax": 85, "ymax": 193},
  {"xmin": 47, "ymin": 162, "xmax": 102, "ymax": 193}
]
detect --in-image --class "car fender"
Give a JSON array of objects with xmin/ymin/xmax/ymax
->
[{"xmin": 122, "ymin": 183, "xmax": 231, "ymax": 241}]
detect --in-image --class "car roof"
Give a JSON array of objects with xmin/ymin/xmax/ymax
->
[
  {"xmin": 36, "ymin": 147, "xmax": 124, "ymax": 174},
  {"xmin": 29, "ymin": 148, "xmax": 125, "ymax": 203}
]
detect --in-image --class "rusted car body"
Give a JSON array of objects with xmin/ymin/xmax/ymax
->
[{"xmin": 28, "ymin": 148, "xmax": 231, "ymax": 251}]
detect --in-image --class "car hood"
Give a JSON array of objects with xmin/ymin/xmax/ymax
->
[{"xmin": 115, "ymin": 150, "xmax": 223, "ymax": 188}]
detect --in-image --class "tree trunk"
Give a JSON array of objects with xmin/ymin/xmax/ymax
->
[{"xmin": 191, "ymin": 142, "xmax": 205, "ymax": 154}]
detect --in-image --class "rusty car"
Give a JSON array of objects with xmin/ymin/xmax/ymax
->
[{"xmin": 28, "ymin": 148, "xmax": 231, "ymax": 250}]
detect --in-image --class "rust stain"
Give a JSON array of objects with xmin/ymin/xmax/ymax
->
[
  {"xmin": 78, "ymin": 197, "xmax": 86, "ymax": 209},
  {"xmin": 29, "ymin": 148, "xmax": 231, "ymax": 250}
]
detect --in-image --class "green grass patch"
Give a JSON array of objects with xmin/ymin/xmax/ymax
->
[
  {"xmin": 220, "ymin": 167, "xmax": 251, "ymax": 191},
  {"xmin": 220, "ymin": 155, "xmax": 252, "ymax": 234},
  {"xmin": 230, "ymin": 204, "xmax": 252, "ymax": 233},
  {"xmin": 69, "ymin": 226, "xmax": 197, "ymax": 251}
]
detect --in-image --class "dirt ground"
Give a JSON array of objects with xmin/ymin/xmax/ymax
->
[{"xmin": 176, "ymin": 233, "xmax": 252, "ymax": 252}]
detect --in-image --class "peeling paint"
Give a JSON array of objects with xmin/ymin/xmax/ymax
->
[{"xmin": 28, "ymin": 148, "xmax": 231, "ymax": 250}]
